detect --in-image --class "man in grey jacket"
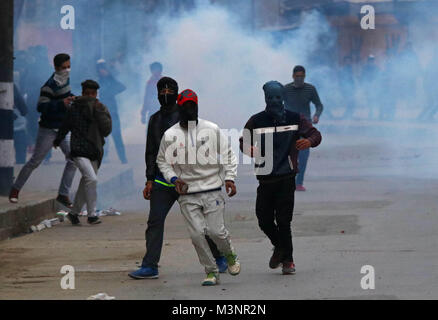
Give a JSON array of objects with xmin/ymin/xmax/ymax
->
[
  {"xmin": 283, "ymin": 65, "xmax": 324, "ymax": 191},
  {"xmin": 157, "ymin": 89, "xmax": 240, "ymax": 286}
]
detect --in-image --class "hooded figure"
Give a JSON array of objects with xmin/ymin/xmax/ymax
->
[
  {"xmin": 157, "ymin": 77, "xmax": 179, "ymax": 112},
  {"xmin": 239, "ymin": 81, "xmax": 322, "ymax": 276},
  {"xmin": 177, "ymin": 89, "xmax": 199, "ymax": 128},
  {"xmin": 129, "ymin": 78, "xmax": 227, "ymax": 281},
  {"xmin": 263, "ymin": 81, "xmax": 286, "ymax": 123}
]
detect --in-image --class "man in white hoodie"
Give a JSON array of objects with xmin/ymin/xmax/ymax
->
[{"xmin": 156, "ymin": 89, "xmax": 240, "ymax": 286}]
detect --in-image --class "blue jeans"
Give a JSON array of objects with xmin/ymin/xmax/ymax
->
[
  {"xmin": 13, "ymin": 126, "xmax": 77, "ymax": 196},
  {"xmin": 13, "ymin": 129, "xmax": 27, "ymax": 164},
  {"xmin": 103, "ymin": 113, "xmax": 127, "ymax": 163},
  {"xmin": 296, "ymin": 149, "xmax": 310, "ymax": 186}
]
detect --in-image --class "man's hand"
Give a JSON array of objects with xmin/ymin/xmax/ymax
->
[
  {"xmin": 63, "ymin": 96, "xmax": 74, "ymax": 107},
  {"xmin": 175, "ymin": 178, "xmax": 188, "ymax": 195},
  {"xmin": 312, "ymin": 115, "xmax": 319, "ymax": 124},
  {"xmin": 225, "ymin": 180, "xmax": 237, "ymax": 197},
  {"xmin": 296, "ymin": 139, "xmax": 311, "ymax": 150},
  {"xmin": 143, "ymin": 181, "xmax": 154, "ymax": 200}
]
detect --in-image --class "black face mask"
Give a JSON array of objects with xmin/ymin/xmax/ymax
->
[
  {"xmin": 263, "ymin": 81, "xmax": 285, "ymax": 122},
  {"xmin": 179, "ymin": 103, "xmax": 198, "ymax": 128},
  {"xmin": 158, "ymin": 93, "xmax": 178, "ymax": 109},
  {"xmin": 157, "ymin": 77, "xmax": 179, "ymax": 109}
]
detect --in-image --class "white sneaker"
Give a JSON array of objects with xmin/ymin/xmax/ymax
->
[
  {"xmin": 225, "ymin": 253, "xmax": 241, "ymax": 276},
  {"xmin": 202, "ymin": 272, "xmax": 220, "ymax": 286}
]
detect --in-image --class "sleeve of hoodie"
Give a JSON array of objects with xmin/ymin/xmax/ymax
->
[
  {"xmin": 145, "ymin": 115, "xmax": 160, "ymax": 181},
  {"xmin": 298, "ymin": 114, "xmax": 322, "ymax": 147},
  {"xmin": 217, "ymin": 126, "xmax": 238, "ymax": 182},
  {"xmin": 310, "ymin": 85, "xmax": 324, "ymax": 118},
  {"xmin": 239, "ymin": 116, "xmax": 255, "ymax": 157},
  {"xmin": 156, "ymin": 131, "xmax": 178, "ymax": 183},
  {"xmin": 95, "ymin": 102, "xmax": 112, "ymax": 138}
]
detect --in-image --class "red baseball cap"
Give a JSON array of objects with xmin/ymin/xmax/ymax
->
[{"xmin": 177, "ymin": 89, "xmax": 198, "ymax": 106}]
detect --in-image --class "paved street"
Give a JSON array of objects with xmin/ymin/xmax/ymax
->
[{"xmin": 1, "ymin": 123, "xmax": 437, "ymax": 300}]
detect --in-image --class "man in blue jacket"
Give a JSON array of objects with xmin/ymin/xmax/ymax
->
[
  {"xmin": 9, "ymin": 53, "xmax": 77, "ymax": 207},
  {"xmin": 240, "ymin": 81, "xmax": 322, "ymax": 274}
]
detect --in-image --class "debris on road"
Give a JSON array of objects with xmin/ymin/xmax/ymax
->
[
  {"xmin": 30, "ymin": 218, "xmax": 62, "ymax": 233},
  {"xmin": 56, "ymin": 210, "xmax": 68, "ymax": 222},
  {"xmin": 79, "ymin": 208, "xmax": 122, "ymax": 217},
  {"xmin": 97, "ymin": 208, "xmax": 122, "ymax": 217},
  {"xmin": 87, "ymin": 293, "xmax": 116, "ymax": 300}
]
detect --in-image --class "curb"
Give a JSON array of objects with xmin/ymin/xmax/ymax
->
[
  {"xmin": 0, "ymin": 167, "xmax": 135, "ymax": 241},
  {"xmin": 0, "ymin": 197, "xmax": 59, "ymax": 241}
]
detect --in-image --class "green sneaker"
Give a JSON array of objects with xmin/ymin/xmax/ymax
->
[
  {"xmin": 225, "ymin": 253, "xmax": 241, "ymax": 276},
  {"xmin": 202, "ymin": 272, "xmax": 220, "ymax": 286}
]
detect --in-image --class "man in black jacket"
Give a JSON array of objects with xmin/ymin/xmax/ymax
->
[
  {"xmin": 240, "ymin": 81, "xmax": 322, "ymax": 275},
  {"xmin": 129, "ymin": 77, "xmax": 227, "ymax": 280},
  {"xmin": 54, "ymin": 80, "xmax": 112, "ymax": 225}
]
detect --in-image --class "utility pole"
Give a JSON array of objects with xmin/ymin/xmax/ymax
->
[{"xmin": 0, "ymin": 0, "xmax": 14, "ymax": 196}]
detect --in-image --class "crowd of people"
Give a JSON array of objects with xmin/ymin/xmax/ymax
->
[
  {"xmin": 8, "ymin": 49, "xmax": 327, "ymax": 286},
  {"xmin": 11, "ymin": 40, "xmax": 435, "ymax": 286}
]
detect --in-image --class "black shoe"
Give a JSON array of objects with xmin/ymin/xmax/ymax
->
[
  {"xmin": 57, "ymin": 195, "xmax": 73, "ymax": 208},
  {"xmin": 269, "ymin": 247, "xmax": 284, "ymax": 269},
  {"xmin": 87, "ymin": 216, "xmax": 102, "ymax": 225},
  {"xmin": 66, "ymin": 213, "xmax": 81, "ymax": 226}
]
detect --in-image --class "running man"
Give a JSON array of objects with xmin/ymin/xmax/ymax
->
[
  {"xmin": 156, "ymin": 89, "xmax": 241, "ymax": 286},
  {"xmin": 240, "ymin": 81, "xmax": 322, "ymax": 274},
  {"xmin": 129, "ymin": 79, "xmax": 228, "ymax": 280},
  {"xmin": 283, "ymin": 65, "xmax": 323, "ymax": 191}
]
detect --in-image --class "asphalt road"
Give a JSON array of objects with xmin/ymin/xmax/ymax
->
[{"xmin": 1, "ymin": 123, "xmax": 437, "ymax": 300}]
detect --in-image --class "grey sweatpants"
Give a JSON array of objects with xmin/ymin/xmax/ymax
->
[
  {"xmin": 178, "ymin": 190, "xmax": 234, "ymax": 274},
  {"xmin": 70, "ymin": 157, "xmax": 99, "ymax": 217},
  {"xmin": 13, "ymin": 126, "xmax": 76, "ymax": 196}
]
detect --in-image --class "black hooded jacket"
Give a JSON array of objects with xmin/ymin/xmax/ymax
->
[
  {"xmin": 145, "ymin": 105, "xmax": 179, "ymax": 182},
  {"xmin": 145, "ymin": 77, "xmax": 180, "ymax": 183},
  {"xmin": 56, "ymin": 96, "xmax": 112, "ymax": 167}
]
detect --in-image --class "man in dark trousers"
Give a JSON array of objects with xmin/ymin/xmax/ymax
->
[
  {"xmin": 54, "ymin": 80, "xmax": 112, "ymax": 225},
  {"xmin": 9, "ymin": 53, "xmax": 77, "ymax": 206},
  {"xmin": 240, "ymin": 81, "xmax": 322, "ymax": 274},
  {"xmin": 129, "ymin": 77, "xmax": 227, "ymax": 280},
  {"xmin": 283, "ymin": 65, "xmax": 323, "ymax": 191},
  {"xmin": 96, "ymin": 60, "xmax": 128, "ymax": 164}
]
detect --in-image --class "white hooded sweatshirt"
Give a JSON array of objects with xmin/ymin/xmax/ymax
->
[{"xmin": 157, "ymin": 118, "xmax": 237, "ymax": 194}]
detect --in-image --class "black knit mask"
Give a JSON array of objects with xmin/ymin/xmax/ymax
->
[{"xmin": 157, "ymin": 77, "xmax": 178, "ymax": 109}]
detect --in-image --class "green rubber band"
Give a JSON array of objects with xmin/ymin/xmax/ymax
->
[{"xmin": 154, "ymin": 179, "xmax": 175, "ymax": 187}]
